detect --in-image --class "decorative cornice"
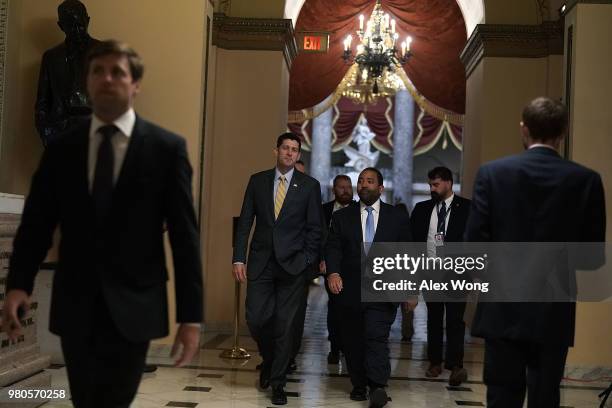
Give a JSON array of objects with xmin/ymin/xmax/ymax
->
[
  {"xmin": 565, "ymin": 0, "xmax": 612, "ymax": 14},
  {"xmin": 212, "ymin": 13, "xmax": 298, "ymax": 69},
  {"xmin": 460, "ymin": 20, "xmax": 564, "ymax": 78}
]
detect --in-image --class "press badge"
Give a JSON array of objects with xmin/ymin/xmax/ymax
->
[{"xmin": 434, "ymin": 232, "xmax": 445, "ymax": 246}]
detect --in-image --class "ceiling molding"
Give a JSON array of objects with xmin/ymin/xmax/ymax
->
[
  {"xmin": 212, "ymin": 13, "xmax": 298, "ymax": 70},
  {"xmin": 460, "ymin": 20, "xmax": 564, "ymax": 79}
]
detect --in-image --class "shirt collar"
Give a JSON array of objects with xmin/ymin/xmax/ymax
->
[
  {"xmin": 360, "ymin": 198, "xmax": 381, "ymax": 213},
  {"xmin": 90, "ymin": 108, "xmax": 136, "ymax": 139},
  {"xmin": 529, "ymin": 143, "xmax": 557, "ymax": 151},
  {"xmin": 275, "ymin": 167, "xmax": 295, "ymax": 184},
  {"xmin": 438, "ymin": 193, "xmax": 454, "ymax": 209},
  {"xmin": 333, "ymin": 200, "xmax": 350, "ymax": 211}
]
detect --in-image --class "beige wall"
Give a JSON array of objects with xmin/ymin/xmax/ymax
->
[
  {"xmin": 565, "ymin": 3, "xmax": 612, "ymax": 366},
  {"xmin": 483, "ymin": 0, "xmax": 539, "ymax": 24},
  {"xmin": 204, "ymin": 48, "xmax": 289, "ymax": 330},
  {"xmin": 461, "ymin": 55, "xmax": 562, "ymax": 197},
  {"xmin": 2, "ymin": 0, "xmax": 210, "ymax": 344}
]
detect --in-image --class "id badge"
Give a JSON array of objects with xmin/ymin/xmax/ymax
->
[{"xmin": 434, "ymin": 232, "xmax": 445, "ymax": 247}]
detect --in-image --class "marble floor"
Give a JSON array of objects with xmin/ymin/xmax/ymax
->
[{"xmin": 43, "ymin": 281, "xmax": 611, "ymax": 407}]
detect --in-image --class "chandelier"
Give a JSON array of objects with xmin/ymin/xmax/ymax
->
[{"xmin": 341, "ymin": 0, "xmax": 413, "ymax": 104}]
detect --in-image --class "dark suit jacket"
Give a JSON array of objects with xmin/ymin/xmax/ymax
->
[
  {"xmin": 410, "ymin": 195, "xmax": 471, "ymax": 243},
  {"xmin": 326, "ymin": 201, "xmax": 412, "ymax": 306},
  {"xmin": 465, "ymin": 147, "xmax": 606, "ymax": 346},
  {"xmin": 233, "ymin": 168, "xmax": 322, "ymax": 279},
  {"xmin": 7, "ymin": 116, "xmax": 203, "ymax": 342}
]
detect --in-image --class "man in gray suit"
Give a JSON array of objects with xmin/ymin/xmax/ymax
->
[{"xmin": 233, "ymin": 133, "xmax": 322, "ymax": 405}]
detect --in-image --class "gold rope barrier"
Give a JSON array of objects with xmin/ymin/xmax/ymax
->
[{"xmin": 219, "ymin": 280, "xmax": 250, "ymax": 359}]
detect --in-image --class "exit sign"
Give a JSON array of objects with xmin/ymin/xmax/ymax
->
[{"xmin": 296, "ymin": 31, "xmax": 330, "ymax": 53}]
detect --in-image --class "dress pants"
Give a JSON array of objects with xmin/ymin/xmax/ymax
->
[
  {"xmin": 401, "ymin": 308, "xmax": 414, "ymax": 340},
  {"xmin": 340, "ymin": 302, "xmax": 398, "ymax": 389},
  {"xmin": 324, "ymin": 278, "xmax": 342, "ymax": 354},
  {"xmin": 291, "ymin": 280, "xmax": 310, "ymax": 361},
  {"xmin": 425, "ymin": 301, "xmax": 466, "ymax": 369},
  {"xmin": 246, "ymin": 257, "xmax": 307, "ymax": 387},
  {"xmin": 484, "ymin": 338, "xmax": 568, "ymax": 408},
  {"xmin": 60, "ymin": 295, "xmax": 149, "ymax": 408}
]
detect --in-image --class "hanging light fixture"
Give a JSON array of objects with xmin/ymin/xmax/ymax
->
[{"xmin": 341, "ymin": 0, "xmax": 413, "ymax": 104}]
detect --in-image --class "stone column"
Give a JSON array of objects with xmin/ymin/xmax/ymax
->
[
  {"xmin": 311, "ymin": 96, "xmax": 333, "ymax": 201},
  {"xmin": 392, "ymin": 89, "xmax": 414, "ymax": 207}
]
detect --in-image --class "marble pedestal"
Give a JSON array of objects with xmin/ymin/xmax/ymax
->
[{"xmin": 0, "ymin": 211, "xmax": 51, "ymax": 407}]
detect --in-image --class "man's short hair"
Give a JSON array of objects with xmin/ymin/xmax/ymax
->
[
  {"xmin": 86, "ymin": 40, "xmax": 144, "ymax": 82},
  {"xmin": 522, "ymin": 97, "xmax": 568, "ymax": 141},
  {"xmin": 333, "ymin": 174, "xmax": 351, "ymax": 186},
  {"xmin": 58, "ymin": 0, "xmax": 88, "ymax": 20},
  {"xmin": 276, "ymin": 132, "xmax": 301, "ymax": 151},
  {"xmin": 360, "ymin": 167, "xmax": 383, "ymax": 186},
  {"xmin": 428, "ymin": 166, "xmax": 453, "ymax": 184}
]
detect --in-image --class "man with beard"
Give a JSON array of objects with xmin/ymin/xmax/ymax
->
[
  {"xmin": 35, "ymin": 0, "xmax": 100, "ymax": 146},
  {"xmin": 320, "ymin": 174, "xmax": 355, "ymax": 364},
  {"xmin": 410, "ymin": 166, "xmax": 471, "ymax": 386},
  {"xmin": 326, "ymin": 168, "xmax": 411, "ymax": 408},
  {"xmin": 233, "ymin": 133, "xmax": 322, "ymax": 405}
]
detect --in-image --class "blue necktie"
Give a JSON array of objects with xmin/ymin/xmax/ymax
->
[{"xmin": 364, "ymin": 206, "xmax": 374, "ymax": 253}]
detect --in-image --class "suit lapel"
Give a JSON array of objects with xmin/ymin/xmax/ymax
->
[
  {"xmin": 352, "ymin": 203, "xmax": 364, "ymax": 243},
  {"xmin": 113, "ymin": 115, "xmax": 145, "ymax": 200},
  {"xmin": 445, "ymin": 196, "xmax": 463, "ymax": 240},
  {"xmin": 373, "ymin": 202, "xmax": 389, "ymax": 243},
  {"xmin": 276, "ymin": 169, "xmax": 301, "ymax": 222},
  {"xmin": 420, "ymin": 200, "xmax": 436, "ymax": 240},
  {"xmin": 266, "ymin": 169, "xmax": 276, "ymax": 223}
]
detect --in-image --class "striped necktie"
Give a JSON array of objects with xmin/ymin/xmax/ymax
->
[{"xmin": 274, "ymin": 175, "xmax": 287, "ymax": 219}]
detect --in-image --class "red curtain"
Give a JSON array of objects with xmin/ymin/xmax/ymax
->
[{"xmin": 289, "ymin": 0, "xmax": 467, "ymax": 114}]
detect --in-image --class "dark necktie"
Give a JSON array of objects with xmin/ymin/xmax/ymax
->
[
  {"xmin": 437, "ymin": 201, "xmax": 447, "ymax": 234},
  {"xmin": 92, "ymin": 124, "xmax": 118, "ymax": 222}
]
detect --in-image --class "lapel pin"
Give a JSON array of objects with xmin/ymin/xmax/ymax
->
[{"xmin": 293, "ymin": 184, "xmax": 298, "ymax": 187}]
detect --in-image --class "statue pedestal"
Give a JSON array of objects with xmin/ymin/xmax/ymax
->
[{"xmin": 0, "ymin": 197, "xmax": 52, "ymax": 407}]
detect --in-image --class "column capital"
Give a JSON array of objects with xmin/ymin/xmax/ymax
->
[
  {"xmin": 460, "ymin": 20, "xmax": 564, "ymax": 78},
  {"xmin": 212, "ymin": 13, "xmax": 298, "ymax": 69}
]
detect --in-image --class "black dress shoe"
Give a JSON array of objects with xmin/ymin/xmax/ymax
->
[
  {"xmin": 349, "ymin": 387, "xmax": 367, "ymax": 401},
  {"xmin": 143, "ymin": 364, "xmax": 157, "ymax": 373},
  {"xmin": 369, "ymin": 387, "xmax": 388, "ymax": 408},
  {"xmin": 271, "ymin": 385, "xmax": 287, "ymax": 405},
  {"xmin": 327, "ymin": 351, "xmax": 340, "ymax": 364}
]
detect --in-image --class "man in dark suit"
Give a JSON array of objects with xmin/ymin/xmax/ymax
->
[
  {"xmin": 320, "ymin": 174, "xmax": 354, "ymax": 364},
  {"xmin": 465, "ymin": 97, "xmax": 606, "ymax": 407},
  {"xmin": 326, "ymin": 168, "xmax": 411, "ymax": 408},
  {"xmin": 2, "ymin": 40, "xmax": 203, "ymax": 408},
  {"xmin": 233, "ymin": 133, "xmax": 322, "ymax": 406},
  {"xmin": 410, "ymin": 166, "xmax": 471, "ymax": 386}
]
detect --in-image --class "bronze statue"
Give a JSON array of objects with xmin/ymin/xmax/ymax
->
[{"xmin": 35, "ymin": 0, "xmax": 99, "ymax": 146}]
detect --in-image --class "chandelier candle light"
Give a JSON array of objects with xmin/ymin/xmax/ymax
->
[{"xmin": 341, "ymin": 0, "xmax": 413, "ymax": 104}]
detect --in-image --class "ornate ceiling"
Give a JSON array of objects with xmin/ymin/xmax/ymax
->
[{"xmin": 289, "ymin": 0, "xmax": 467, "ymax": 114}]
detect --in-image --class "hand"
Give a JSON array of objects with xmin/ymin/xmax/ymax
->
[
  {"xmin": 403, "ymin": 296, "xmax": 418, "ymax": 312},
  {"xmin": 327, "ymin": 273, "xmax": 343, "ymax": 294},
  {"xmin": 171, "ymin": 324, "xmax": 200, "ymax": 367},
  {"xmin": 1, "ymin": 289, "xmax": 30, "ymax": 342},
  {"xmin": 233, "ymin": 263, "xmax": 246, "ymax": 283},
  {"xmin": 319, "ymin": 260, "xmax": 326, "ymax": 274}
]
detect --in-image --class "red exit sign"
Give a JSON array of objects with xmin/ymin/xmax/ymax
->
[{"xmin": 296, "ymin": 31, "xmax": 330, "ymax": 53}]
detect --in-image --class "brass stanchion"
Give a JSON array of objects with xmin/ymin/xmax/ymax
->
[{"xmin": 220, "ymin": 281, "xmax": 250, "ymax": 359}]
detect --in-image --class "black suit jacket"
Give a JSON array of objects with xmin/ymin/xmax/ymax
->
[
  {"xmin": 233, "ymin": 168, "xmax": 322, "ymax": 279},
  {"xmin": 410, "ymin": 195, "xmax": 471, "ymax": 243},
  {"xmin": 465, "ymin": 147, "xmax": 606, "ymax": 346},
  {"xmin": 7, "ymin": 116, "xmax": 203, "ymax": 342},
  {"xmin": 326, "ymin": 201, "xmax": 412, "ymax": 306}
]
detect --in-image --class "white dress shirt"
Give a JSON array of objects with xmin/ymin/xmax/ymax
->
[
  {"xmin": 427, "ymin": 194, "xmax": 454, "ymax": 256},
  {"xmin": 360, "ymin": 199, "xmax": 381, "ymax": 242},
  {"xmin": 88, "ymin": 108, "xmax": 136, "ymax": 191}
]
